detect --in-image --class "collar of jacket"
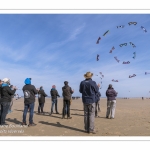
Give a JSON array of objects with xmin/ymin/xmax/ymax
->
[
  {"xmin": 51, "ymin": 88, "xmax": 55, "ymax": 90},
  {"xmin": 2, "ymin": 83, "xmax": 9, "ymax": 87},
  {"xmin": 85, "ymin": 78, "xmax": 92, "ymax": 81}
]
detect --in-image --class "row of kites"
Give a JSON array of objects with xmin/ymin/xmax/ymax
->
[{"xmin": 95, "ymin": 22, "xmax": 148, "ymax": 87}]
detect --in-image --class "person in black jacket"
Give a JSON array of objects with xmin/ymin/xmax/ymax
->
[
  {"xmin": 62, "ymin": 81, "xmax": 74, "ymax": 119},
  {"xmin": 0, "ymin": 79, "xmax": 2, "ymax": 98},
  {"xmin": 0, "ymin": 78, "xmax": 17, "ymax": 125},
  {"xmin": 38, "ymin": 86, "xmax": 47, "ymax": 114},
  {"xmin": 95, "ymin": 90, "xmax": 101, "ymax": 118},
  {"xmin": 7, "ymin": 85, "xmax": 15, "ymax": 114},
  {"xmin": 22, "ymin": 78, "xmax": 38, "ymax": 126},
  {"xmin": 50, "ymin": 85, "xmax": 60, "ymax": 115}
]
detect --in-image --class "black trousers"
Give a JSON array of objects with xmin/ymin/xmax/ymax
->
[
  {"xmin": 62, "ymin": 100, "xmax": 70, "ymax": 117},
  {"xmin": 38, "ymin": 103, "xmax": 44, "ymax": 113}
]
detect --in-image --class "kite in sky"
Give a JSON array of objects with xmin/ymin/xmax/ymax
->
[
  {"xmin": 128, "ymin": 22, "xmax": 137, "ymax": 25},
  {"xmin": 123, "ymin": 61, "xmax": 130, "ymax": 64},
  {"xmin": 96, "ymin": 37, "xmax": 101, "ymax": 44},
  {"xmin": 119, "ymin": 43, "xmax": 127, "ymax": 47},
  {"xmin": 103, "ymin": 30, "xmax": 109, "ymax": 36},
  {"xmin": 130, "ymin": 42, "xmax": 136, "ymax": 48},
  {"xmin": 129, "ymin": 74, "xmax": 136, "ymax": 78},
  {"xmin": 117, "ymin": 25, "xmax": 124, "ymax": 28},
  {"xmin": 109, "ymin": 46, "xmax": 115, "ymax": 53},
  {"xmin": 141, "ymin": 26, "xmax": 147, "ymax": 32},
  {"xmin": 133, "ymin": 52, "xmax": 136, "ymax": 59},
  {"xmin": 97, "ymin": 54, "xmax": 99, "ymax": 61},
  {"xmin": 114, "ymin": 56, "xmax": 120, "ymax": 63},
  {"xmin": 99, "ymin": 72, "xmax": 104, "ymax": 77},
  {"xmin": 112, "ymin": 79, "xmax": 119, "ymax": 82},
  {"xmin": 145, "ymin": 72, "xmax": 150, "ymax": 75}
]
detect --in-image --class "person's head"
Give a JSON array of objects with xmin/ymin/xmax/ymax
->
[
  {"xmin": 84, "ymin": 72, "xmax": 93, "ymax": 79},
  {"xmin": 52, "ymin": 85, "xmax": 56, "ymax": 89},
  {"xmin": 64, "ymin": 81, "xmax": 68, "ymax": 85},
  {"xmin": 24, "ymin": 78, "xmax": 31, "ymax": 85},
  {"xmin": 2, "ymin": 78, "xmax": 10, "ymax": 85},
  {"xmin": 40, "ymin": 86, "xmax": 43, "ymax": 90},
  {"xmin": 108, "ymin": 84, "xmax": 113, "ymax": 89}
]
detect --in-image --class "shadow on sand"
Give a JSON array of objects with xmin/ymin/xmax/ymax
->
[
  {"xmin": 70, "ymin": 109, "xmax": 83, "ymax": 111},
  {"xmin": 39, "ymin": 121, "xmax": 85, "ymax": 133},
  {"xmin": 6, "ymin": 118, "xmax": 22, "ymax": 124}
]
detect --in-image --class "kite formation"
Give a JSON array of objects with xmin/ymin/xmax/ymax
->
[{"xmin": 95, "ymin": 21, "xmax": 148, "ymax": 84}]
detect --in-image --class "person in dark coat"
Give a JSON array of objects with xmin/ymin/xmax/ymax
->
[
  {"xmin": 95, "ymin": 90, "xmax": 101, "ymax": 117},
  {"xmin": 0, "ymin": 79, "xmax": 2, "ymax": 99},
  {"xmin": 79, "ymin": 72, "xmax": 100, "ymax": 134},
  {"xmin": 106, "ymin": 84, "xmax": 118, "ymax": 119},
  {"xmin": 38, "ymin": 86, "xmax": 47, "ymax": 114},
  {"xmin": 7, "ymin": 85, "xmax": 15, "ymax": 114},
  {"xmin": 50, "ymin": 85, "xmax": 60, "ymax": 115},
  {"xmin": 22, "ymin": 78, "xmax": 38, "ymax": 126},
  {"xmin": 62, "ymin": 81, "xmax": 74, "ymax": 119},
  {"xmin": 0, "ymin": 78, "xmax": 17, "ymax": 125}
]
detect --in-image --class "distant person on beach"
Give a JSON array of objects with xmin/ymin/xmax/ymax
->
[
  {"xmin": 79, "ymin": 72, "xmax": 100, "ymax": 134},
  {"xmin": 95, "ymin": 90, "xmax": 101, "ymax": 118},
  {"xmin": 50, "ymin": 85, "xmax": 60, "ymax": 115},
  {"xmin": 0, "ymin": 78, "xmax": 17, "ymax": 125},
  {"xmin": 22, "ymin": 78, "xmax": 38, "ymax": 126},
  {"xmin": 38, "ymin": 86, "xmax": 47, "ymax": 115},
  {"xmin": 142, "ymin": 97, "xmax": 144, "ymax": 100},
  {"xmin": 7, "ymin": 85, "xmax": 15, "ymax": 114},
  {"xmin": 62, "ymin": 81, "xmax": 74, "ymax": 119},
  {"xmin": 106, "ymin": 84, "xmax": 118, "ymax": 119}
]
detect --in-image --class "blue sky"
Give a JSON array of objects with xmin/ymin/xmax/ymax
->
[{"xmin": 0, "ymin": 14, "xmax": 150, "ymax": 97}]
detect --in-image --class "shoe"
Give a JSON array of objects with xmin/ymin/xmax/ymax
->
[
  {"xmin": 21, "ymin": 122, "xmax": 27, "ymax": 125},
  {"xmin": 110, "ymin": 117, "xmax": 114, "ymax": 119},
  {"xmin": 62, "ymin": 116, "xmax": 65, "ymax": 119},
  {"xmin": 106, "ymin": 116, "xmax": 109, "ymax": 119},
  {"xmin": 88, "ymin": 130, "xmax": 98, "ymax": 134},
  {"xmin": 67, "ymin": 117, "xmax": 72, "ymax": 119},
  {"xmin": 56, "ymin": 112, "xmax": 59, "ymax": 114},
  {"xmin": 28, "ymin": 123, "xmax": 36, "ymax": 127}
]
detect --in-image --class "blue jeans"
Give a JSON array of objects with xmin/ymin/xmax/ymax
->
[
  {"xmin": 23, "ymin": 102, "xmax": 35, "ymax": 124},
  {"xmin": 51, "ymin": 99, "xmax": 58, "ymax": 113},
  {"xmin": 0, "ymin": 102, "xmax": 10, "ymax": 125}
]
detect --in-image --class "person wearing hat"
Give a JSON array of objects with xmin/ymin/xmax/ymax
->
[
  {"xmin": 22, "ymin": 78, "xmax": 38, "ymax": 126},
  {"xmin": 50, "ymin": 85, "xmax": 60, "ymax": 115},
  {"xmin": 79, "ymin": 72, "xmax": 100, "ymax": 134},
  {"xmin": 38, "ymin": 86, "xmax": 47, "ymax": 114},
  {"xmin": 0, "ymin": 78, "xmax": 17, "ymax": 125},
  {"xmin": 106, "ymin": 84, "xmax": 118, "ymax": 119},
  {"xmin": 62, "ymin": 81, "xmax": 74, "ymax": 119}
]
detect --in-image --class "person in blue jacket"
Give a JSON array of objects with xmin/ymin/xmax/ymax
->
[{"xmin": 79, "ymin": 72, "xmax": 100, "ymax": 134}]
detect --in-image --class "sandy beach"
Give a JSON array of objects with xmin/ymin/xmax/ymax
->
[{"xmin": 0, "ymin": 97, "xmax": 150, "ymax": 136}]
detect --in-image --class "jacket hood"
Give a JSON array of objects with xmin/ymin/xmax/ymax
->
[{"xmin": 24, "ymin": 78, "xmax": 31, "ymax": 85}]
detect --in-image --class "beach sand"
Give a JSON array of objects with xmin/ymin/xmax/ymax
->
[{"xmin": 0, "ymin": 98, "xmax": 150, "ymax": 136}]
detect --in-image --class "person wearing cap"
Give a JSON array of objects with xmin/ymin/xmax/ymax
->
[
  {"xmin": 0, "ymin": 78, "xmax": 17, "ymax": 125},
  {"xmin": 50, "ymin": 85, "xmax": 60, "ymax": 115},
  {"xmin": 38, "ymin": 86, "xmax": 47, "ymax": 114},
  {"xmin": 106, "ymin": 84, "xmax": 118, "ymax": 119},
  {"xmin": 62, "ymin": 81, "xmax": 74, "ymax": 119},
  {"xmin": 22, "ymin": 78, "xmax": 38, "ymax": 126},
  {"xmin": 79, "ymin": 72, "xmax": 100, "ymax": 134}
]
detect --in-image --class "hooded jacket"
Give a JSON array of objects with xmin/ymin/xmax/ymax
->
[
  {"xmin": 106, "ymin": 87, "xmax": 117, "ymax": 101},
  {"xmin": 62, "ymin": 85, "xmax": 73, "ymax": 100},
  {"xmin": 50, "ymin": 88, "xmax": 60, "ymax": 99},
  {"xmin": 0, "ymin": 83, "xmax": 16, "ymax": 102},
  {"xmin": 38, "ymin": 89, "xmax": 47, "ymax": 103},
  {"xmin": 22, "ymin": 78, "xmax": 38, "ymax": 104},
  {"xmin": 79, "ymin": 78, "xmax": 99, "ymax": 104}
]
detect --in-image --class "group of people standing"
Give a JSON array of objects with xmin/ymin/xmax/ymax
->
[{"xmin": 0, "ymin": 71, "xmax": 117, "ymax": 134}]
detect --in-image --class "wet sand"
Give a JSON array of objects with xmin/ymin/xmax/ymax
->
[{"xmin": 0, "ymin": 98, "xmax": 150, "ymax": 136}]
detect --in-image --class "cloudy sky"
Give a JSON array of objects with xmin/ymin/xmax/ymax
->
[{"xmin": 0, "ymin": 14, "xmax": 150, "ymax": 97}]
